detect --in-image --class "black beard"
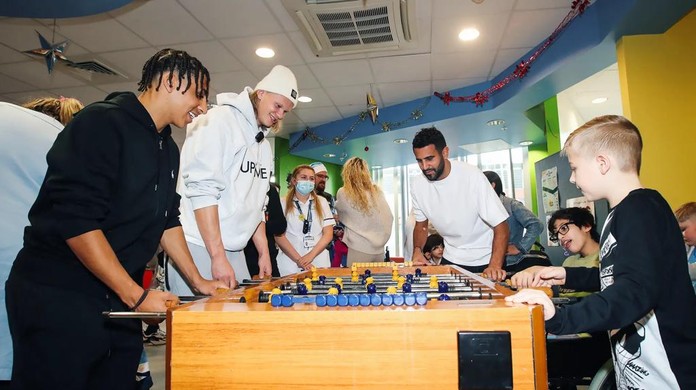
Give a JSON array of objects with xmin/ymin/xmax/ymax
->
[{"xmin": 422, "ymin": 160, "xmax": 445, "ymax": 181}]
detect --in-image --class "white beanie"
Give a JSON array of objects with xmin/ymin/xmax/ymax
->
[
  {"xmin": 255, "ymin": 65, "xmax": 298, "ymax": 108},
  {"xmin": 310, "ymin": 162, "xmax": 327, "ymax": 174}
]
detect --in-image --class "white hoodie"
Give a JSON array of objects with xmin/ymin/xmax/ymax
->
[{"xmin": 178, "ymin": 88, "xmax": 272, "ymax": 251}]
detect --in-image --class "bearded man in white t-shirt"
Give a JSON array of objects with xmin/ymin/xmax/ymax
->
[{"xmin": 410, "ymin": 127, "xmax": 510, "ymax": 281}]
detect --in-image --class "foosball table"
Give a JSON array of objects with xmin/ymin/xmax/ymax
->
[{"xmin": 166, "ymin": 263, "xmax": 548, "ymax": 389}]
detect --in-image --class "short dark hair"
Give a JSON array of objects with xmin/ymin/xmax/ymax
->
[
  {"xmin": 423, "ymin": 233, "xmax": 444, "ymax": 254},
  {"xmin": 483, "ymin": 171, "xmax": 504, "ymax": 196},
  {"xmin": 138, "ymin": 48, "xmax": 210, "ymax": 100},
  {"xmin": 412, "ymin": 126, "xmax": 446, "ymax": 152},
  {"xmin": 548, "ymin": 207, "xmax": 600, "ymax": 243}
]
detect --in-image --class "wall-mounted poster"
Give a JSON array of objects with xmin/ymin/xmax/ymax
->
[
  {"xmin": 541, "ymin": 166, "xmax": 560, "ymax": 214},
  {"xmin": 566, "ymin": 196, "xmax": 596, "ymax": 218}
]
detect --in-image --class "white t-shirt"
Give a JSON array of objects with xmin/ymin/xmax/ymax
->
[
  {"xmin": 410, "ymin": 161, "xmax": 508, "ymax": 267},
  {"xmin": 277, "ymin": 195, "xmax": 335, "ymax": 276}
]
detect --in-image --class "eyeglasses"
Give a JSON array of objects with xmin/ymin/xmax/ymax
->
[
  {"xmin": 549, "ymin": 222, "xmax": 574, "ymax": 242},
  {"xmin": 302, "ymin": 219, "xmax": 310, "ymax": 235},
  {"xmin": 316, "ymin": 174, "xmax": 329, "ymax": 180}
]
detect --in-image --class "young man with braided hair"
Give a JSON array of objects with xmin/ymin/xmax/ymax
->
[{"xmin": 5, "ymin": 48, "xmax": 225, "ymax": 389}]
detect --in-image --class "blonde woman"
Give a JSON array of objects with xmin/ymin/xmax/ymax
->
[
  {"xmin": 22, "ymin": 96, "xmax": 83, "ymax": 126},
  {"xmin": 275, "ymin": 165, "xmax": 335, "ymax": 276},
  {"xmin": 335, "ymin": 157, "xmax": 393, "ymax": 265}
]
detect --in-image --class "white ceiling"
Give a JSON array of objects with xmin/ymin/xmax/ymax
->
[{"xmin": 0, "ymin": 0, "xmax": 597, "ymax": 142}]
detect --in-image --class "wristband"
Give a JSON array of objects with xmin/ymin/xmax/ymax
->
[{"xmin": 130, "ymin": 289, "xmax": 149, "ymax": 311}]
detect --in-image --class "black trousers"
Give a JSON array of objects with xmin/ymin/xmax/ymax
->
[{"xmin": 5, "ymin": 273, "xmax": 142, "ymax": 390}]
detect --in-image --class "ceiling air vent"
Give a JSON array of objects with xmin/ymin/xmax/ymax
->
[
  {"xmin": 282, "ymin": 0, "xmax": 417, "ymax": 57},
  {"xmin": 66, "ymin": 60, "xmax": 123, "ymax": 76}
]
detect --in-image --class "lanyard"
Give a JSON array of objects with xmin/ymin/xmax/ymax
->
[{"xmin": 294, "ymin": 199, "xmax": 313, "ymax": 234}]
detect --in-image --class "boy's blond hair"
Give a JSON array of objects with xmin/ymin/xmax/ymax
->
[
  {"xmin": 675, "ymin": 202, "xmax": 696, "ymax": 222},
  {"xmin": 562, "ymin": 115, "xmax": 643, "ymax": 174}
]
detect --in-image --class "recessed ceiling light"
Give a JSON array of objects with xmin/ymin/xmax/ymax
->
[
  {"xmin": 486, "ymin": 119, "xmax": 505, "ymax": 126},
  {"xmin": 372, "ymin": 165, "xmax": 382, "ymax": 169},
  {"xmin": 393, "ymin": 138, "xmax": 409, "ymax": 144},
  {"xmin": 519, "ymin": 140, "xmax": 533, "ymax": 146},
  {"xmin": 592, "ymin": 97, "xmax": 608, "ymax": 104},
  {"xmin": 458, "ymin": 28, "xmax": 480, "ymax": 41},
  {"xmin": 298, "ymin": 96, "xmax": 312, "ymax": 103},
  {"xmin": 501, "ymin": 126, "xmax": 508, "ymax": 131},
  {"xmin": 323, "ymin": 153, "xmax": 336, "ymax": 158},
  {"xmin": 255, "ymin": 47, "xmax": 275, "ymax": 58}
]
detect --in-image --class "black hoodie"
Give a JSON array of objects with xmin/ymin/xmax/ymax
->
[{"xmin": 12, "ymin": 92, "xmax": 182, "ymax": 297}]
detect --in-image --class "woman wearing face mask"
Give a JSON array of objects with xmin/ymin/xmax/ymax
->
[{"xmin": 275, "ymin": 165, "xmax": 335, "ymax": 276}]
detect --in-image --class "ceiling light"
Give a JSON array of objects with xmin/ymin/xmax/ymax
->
[
  {"xmin": 298, "ymin": 96, "xmax": 312, "ymax": 103},
  {"xmin": 458, "ymin": 28, "xmax": 480, "ymax": 41},
  {"xmin": 501, "ymin": 126, "xmax": 508, "ymax": 131},
  {"xmin": 486, "ymin": 119, "xmax": 505, "ymax": 126},
  {"xmin": 519, "ymin": 140, "xmax": 533, "ymax": 146},
  {"xmin": 323, "ymin": 153, "xmax": 336, "ymax": 158},
  {"xmin": 592, "ymin": 97, "xmax": 608, "ymax": 104},
  {"xmin": 255, "ymin": 47, "xmax": 275, "ymax": 58},
  {"xmin": 393, "ymin": 138, "xmax": 409, "ymax": 144},
  {"xmin": 372, "ymin": 165, "xmax": 382, "ymax": 169}
]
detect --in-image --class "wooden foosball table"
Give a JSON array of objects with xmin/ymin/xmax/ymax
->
[{"xmin": 166, "ymin": 264, "xmax": 548, "ymax": 389}]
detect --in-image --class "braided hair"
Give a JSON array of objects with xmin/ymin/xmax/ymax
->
[{"xmin": 138, "ymin": 48, "xmax": 210, "ymax": 100}]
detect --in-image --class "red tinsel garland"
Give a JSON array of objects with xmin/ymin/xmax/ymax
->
[{"xmin": 434, "ymin": 0, "xmax": 590, "ymax": 107}]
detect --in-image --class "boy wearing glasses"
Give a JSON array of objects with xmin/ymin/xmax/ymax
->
[
  {"xmin": 507, "ymin": 115, "xmax": 696, "ymax": 389},
  {"xmin": 512, "ymin": 207, "xmax": 600, "ymax": 297}
]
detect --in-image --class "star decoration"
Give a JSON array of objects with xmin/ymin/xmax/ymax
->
[
  {"xmin": 513, "ymin": 61, "xmax": 531, "ymax": 79},
  {"xmin": 366, "ymin": 93, "xmax": 379, "ymax": 124},
  {"xmin": 471, "ymin": 92, "xmax": 489, "ymax": 107},
  {"xmin": 23, "ymin": 30, "xmax": 71, "ymax": 74}
]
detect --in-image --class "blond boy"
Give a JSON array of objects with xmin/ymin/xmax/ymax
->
[
  {"xmin": 675, "ymin": 202, "xmax": 696, "ymax": 292},
  {"xmin": 506, "ymin": 115, "xmax": 696, "ymax": 389}
]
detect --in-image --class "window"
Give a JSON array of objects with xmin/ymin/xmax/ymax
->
[{"xmin": 371, "ymin": 147, "xmax": 527, "ymax": 258}]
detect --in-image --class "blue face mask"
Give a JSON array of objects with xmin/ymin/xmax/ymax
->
[{"xmin": 296, "ymin": 180, "xmax": 315, "ymax": 195}]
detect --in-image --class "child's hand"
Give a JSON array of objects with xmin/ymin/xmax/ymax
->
[
  {"xmin": 533, "ymin": 266, "xmax": 567, "ymax": 286},
  {"xmin": 505, "ymin": 289, "xmax": 556, "ymax": 320},
  {"xmin": 511, "ymin": 270, "xmax": 535, "ymax": 288}
]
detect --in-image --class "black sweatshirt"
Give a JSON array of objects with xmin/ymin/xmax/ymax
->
[
  {"xmin": 12, "ymin": 92, "xmax": 182, "ymax": 298},
  {"xmin": 546, "ymin": 189, "xmax": 696, "ymax": 389}
]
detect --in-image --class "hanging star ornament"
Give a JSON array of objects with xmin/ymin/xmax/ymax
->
[
  {"xmin": 23, "ymin": 30, "xmax": 71, "ymax": 74},
  {"xmin": 366, "ymin": 93, "xmax": 379, "ymax": 124}
]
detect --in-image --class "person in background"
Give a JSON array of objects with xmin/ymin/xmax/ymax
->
[
  {"xmin": 512, "ymin": 207, "xmax": 600, "ymax": 297},
  {"xmin": 506, "ymin": 115, "xmax": 696, "ymax": 389},
  {"xmin": 410, "ymin": 127, "xmax": 510, "ymax": 281},
  {"xmin": 5, "ymin": 48, "xmax": 225, "ymax": 389},
  {"xmin": 244, "ymin": 183, "xmax": 287, "ymax": 278},
  {"xmin": 22, "ymin": 96, "xmax": 83, "ymax": 126},
  {"xmin": 310, "ymin": 162, "xmax": 336, "ymax": 218},
  {"xmin": 335, "ymin": 157, "xmax": 393, "ymax": 265},
  {"xmin": 0, "ymin": 98, "xmax": 83, "ymax": 389},
  {"xmin": 331, "ymin": 225, "xmax": 348, "ymax": 267},
  {"xmin": 675, "ymin": 201, "xmax": 696, "ymax": 293},
  {"xmin": 310, "ymin": 162, "xmax": 340, "ymax": 263},
  {"xmin": 423, "ymin": 234, "xmax": 444, "ymax": 265},
  {"xmin": 275, "ymin": 165, "xmax": 334, "ymax": 276},
  {"xmin": 484, "ymin": 171, "xmax": 546, "ymax": 272},
  {"xmin": 171, "ymin": 65, "xmax": 299, "ymax": 293}
]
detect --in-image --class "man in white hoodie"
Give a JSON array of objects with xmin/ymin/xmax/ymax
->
[{"xmin": 169, "ymin": 65, "xmax": 299, "ymax": 293}]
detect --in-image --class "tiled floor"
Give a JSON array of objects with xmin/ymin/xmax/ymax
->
[
  {"xmin": 143, "ymin": 320, "xmax": 166, "ymax": 390},
  {"xmin": 144, "ymin": 343, "xmax": 166, "ymax": 390}
]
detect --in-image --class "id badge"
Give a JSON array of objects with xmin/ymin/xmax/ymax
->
[{"xmin": 303, "ymin": 235, "xmax": 316, "ymax": 248}]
